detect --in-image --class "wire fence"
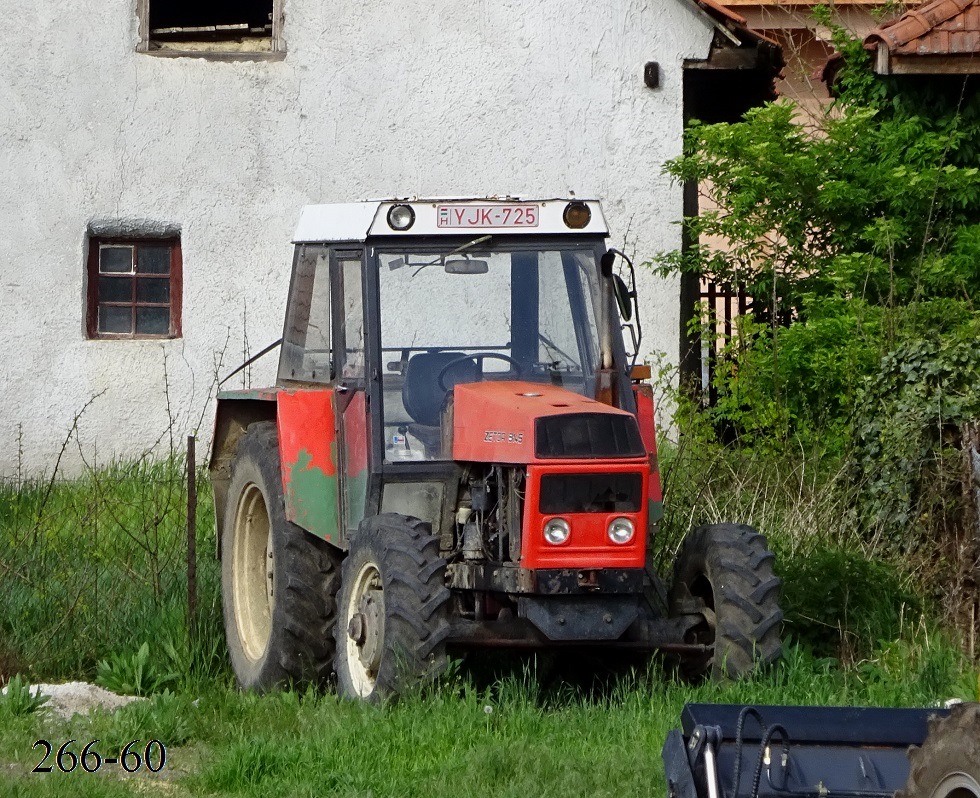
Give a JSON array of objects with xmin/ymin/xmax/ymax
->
[{"xmin": 0, "ymin": 437, "xmax": 222, "ymax": 682}]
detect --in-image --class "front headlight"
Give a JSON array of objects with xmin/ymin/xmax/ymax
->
[
  {"xmin": 543, "ymin": 518, "xmax": 571, "ymax": 545},
  {"xmin": 607, "ymin": 517, "xmax": 634, "ymax": 544}
]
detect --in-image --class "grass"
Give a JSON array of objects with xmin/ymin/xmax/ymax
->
[
  {"xmin": 1, "ymin": 439, "xmax": 978, "ymax": 796},
  {"xmin": 0, "ymin": 643, "xmax": 976, "ymax": 798},
  {"xmin": 655, "ymin": 433, "xmax": 975, "ymax": 664},
  {"xmin": 0, "ymin": 458, "xmax": 225, "ymax": 685}
]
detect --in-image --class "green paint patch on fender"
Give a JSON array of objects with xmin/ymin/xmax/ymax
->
[{"xmin": 284, "ymin": 448, "xmax": 340, "ymax": 545}]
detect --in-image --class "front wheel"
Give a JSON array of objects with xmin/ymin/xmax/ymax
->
[
  {"xmin": 898, "ymin": 703, "xmax": 980, "ymax": 798},
  {"xmin": 669, "ymin": 523, "xmax": 782, "ymax": 681},
  {"xmin": 221, "ymin": 422, "xmax": 342, "ymax": 691},
  {"xmin": 334, "ymin": 513, "xmax": 451, "ymax": 702}
]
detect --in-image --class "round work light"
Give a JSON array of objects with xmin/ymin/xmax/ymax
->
[
  {"xmin": 563, "ymin": 201, "xmax": 591, "ymax": 229},
  {"xmin": 387, "ymin": 204, "xmax": 415, "ymax": 231}
]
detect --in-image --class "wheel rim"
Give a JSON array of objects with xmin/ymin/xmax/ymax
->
[
  {"xmin": 232, "ymin": 483, "xmax": 274, "ymax": 662},
  {"xmin": 931, "ymin": 773, "xmax": 980, "ymax": 798},
  {"xmin": 344, "ymin": 560, "xmax": 385, "ymax": 697}
]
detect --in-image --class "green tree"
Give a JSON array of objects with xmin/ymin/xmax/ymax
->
[
  {"xmin": 656, "ymin": 21, "xmax": 980, "ymax": 566},
  {"xmin": 657, "ymin": 27, "xmax": 980, "ymax": 445}
]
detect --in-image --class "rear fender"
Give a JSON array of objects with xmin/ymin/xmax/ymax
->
[
  {"xmin": 210, "ymin": 387, "xmax": 342, "ymax": 557},
  {"xmin": 209, "ymin": 392, "xmax": 278, "ymax": 557}
]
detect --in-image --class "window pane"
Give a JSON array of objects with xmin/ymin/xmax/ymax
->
[
  {"xmin": 136, "ymin": 308, "xmax": 170, "ymax": 335},
  {"xmin": 341, "ymin": 255, "xmax": 364, "ymax": 379},
  {"xmin": 136, "ymin": 307, "xmax": 170, "ymax": 335},
  {"xmin": 278, "ymin": 245, "xmax": 333, "ymax": 384},
  {"xmin": 99, "ymin": 305, "xmax": 132, "ymax": 333},
  {"xmin": 136, "ymin": 277, "xmax": 170, "ymax": 304},
  {"xmin": 139, "ymin": 245, "xmax": 171, "ymax": 275},
  {"xmin": 100, "ymin": 246, "xmax": 134, "ymax": 273},
  {"xmin": 98, "ymin": 276, "xmax": 133, "ymax": 303}
]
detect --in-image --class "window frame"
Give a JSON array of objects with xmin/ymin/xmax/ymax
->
[
  {"xmin": 86, "ymin": 236, "xmax": 183, "ymax": 340},
  {"xmin": 136, "ymin": 0, "xmax": 286, "ymax": 59}
]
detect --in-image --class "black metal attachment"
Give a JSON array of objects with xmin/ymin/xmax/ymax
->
[{"xmin": 663, "ymin": 703, "xmax": 953, "ymax": 798}]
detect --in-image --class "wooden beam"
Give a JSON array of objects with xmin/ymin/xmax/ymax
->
[
  {"xmin": 884, "ymin": 54, "xmax": 980, "ymax": 74},
  {"xmin": 685, "ymin": 46, "xmax": 765, "ymax": 71}
]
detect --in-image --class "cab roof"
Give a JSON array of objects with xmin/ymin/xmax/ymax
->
[{"xmin": 292, "ymin": 198, "xmax": 608, "ymax": 243}]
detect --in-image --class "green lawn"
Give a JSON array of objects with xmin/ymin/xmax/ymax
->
[{"xmin": 1, "ymin": 643, "xmax": 976, "ymax": 798}]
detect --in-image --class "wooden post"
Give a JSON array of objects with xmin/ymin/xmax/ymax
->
[{"xmin": 186, "ymin": 435, "xmax": 198, "ymax": 646}]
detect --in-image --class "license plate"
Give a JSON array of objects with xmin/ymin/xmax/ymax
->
[{"xmin": 437, "ymin": 204, "xmax": 539, "ymax": 228}]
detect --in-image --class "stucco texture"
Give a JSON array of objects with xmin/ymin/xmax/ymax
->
[{"xmin": 0, "ymin": 0, "xmax": 711, "ymax": 474}]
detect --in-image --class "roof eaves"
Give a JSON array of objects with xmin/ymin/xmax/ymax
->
[
  {"xmin": 865, "ymin": 0, "xmax": 975, "ymax": 50},
  {"xmin": 690, "ymin": 0, "xmax": 782, "ymax": 48}
]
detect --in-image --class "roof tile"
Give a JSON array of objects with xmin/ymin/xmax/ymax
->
[{"xmin": 866, "ymin": 0, "xmax": 980, "ymax": 56}]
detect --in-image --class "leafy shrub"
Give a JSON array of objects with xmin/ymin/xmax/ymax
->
[
  {"xmin": 849, "ymin": 322, "xmax": 980, "ymax": 546},
  {"xmin": 96, "ymin": 642, "xmax": 180, "ymax": 697},
  {"xmin": 0, "ymin": 673, "xmax": 50, "ymax": 716}
]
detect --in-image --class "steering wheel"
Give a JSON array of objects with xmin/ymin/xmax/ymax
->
[{"xmin": 437, "ymin": 353, "xmax": 524, "ymax": 391}]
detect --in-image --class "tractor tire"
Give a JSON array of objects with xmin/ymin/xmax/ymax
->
[
  {"xmin": 669, "ymin": 523, "xmax": 782, "ymax": 681},
  {"xmin": 898, "ymin": 703, "xmax": 980, "ymax": 798},
  {"xmin": 334, "ymin": 513, "xmax": 451, "ymax": 703},
  {"xmin": 221, "ymin": 421, "xmax": 342, "ymax": 691}
]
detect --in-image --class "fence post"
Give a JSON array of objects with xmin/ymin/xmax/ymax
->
[{"xmin": 186, "ymin": 435, "xmax": 197, "ymax": 648}]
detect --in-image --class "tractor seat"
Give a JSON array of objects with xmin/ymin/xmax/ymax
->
[{"xmin": 402, "ymin": 351, "xmax": 478, "ymax": 428}]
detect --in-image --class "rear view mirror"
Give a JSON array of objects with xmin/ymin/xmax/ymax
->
[
  {"xmin": 613, "ymin": 274, "xmax": 633, "ymax": 321},
  {"xmin": 445, "ymin": 258, "xmax": 489, "ymax": 275}
]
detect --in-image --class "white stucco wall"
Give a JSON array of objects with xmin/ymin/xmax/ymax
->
[{"xmin": 0, "ymin": 0, "xmax": 712, "ymax": 476}]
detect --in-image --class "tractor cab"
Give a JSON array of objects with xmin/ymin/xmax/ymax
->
[{"xmin": 278, "ymin": 199, "xmax": 637, "ymax": 468}]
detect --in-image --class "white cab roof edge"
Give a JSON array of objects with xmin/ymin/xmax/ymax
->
[
  {"xmin": 293, "ymin": 203, "xmax": 382, "ymax": 244},
  {"xmin": 293, "ymin": 198, "xmax": 608, "ymax": 243}
]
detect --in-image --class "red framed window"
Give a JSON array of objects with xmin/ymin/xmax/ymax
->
[{"xmin": 86, "ymin": 238, "xmax": 182, "ymax": 339}]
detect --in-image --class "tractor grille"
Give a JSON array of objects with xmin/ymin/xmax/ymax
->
[
  {"xmin": 534, "ymin": 413, "xmax": 645, "ymax": 459},
  {"xmin": 539, "ymin": 472, "xmax": 643, "ymax": 514}
]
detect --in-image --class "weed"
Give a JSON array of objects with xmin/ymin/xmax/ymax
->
[
  {"xmin": 79, "ymin": 690, "xmax": 194, "ymax": 751},
  {"xmin": 0, "ymin": 674, "xmax": 49, "ymax": 717},
  {"xmin": 95, "ymin": 642, "xmax": 180, "ymax": 697}
]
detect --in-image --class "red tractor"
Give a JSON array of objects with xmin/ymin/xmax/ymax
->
[{"xmin": 209, "ymin": 198, "xmax": 782, "ymax": 699}]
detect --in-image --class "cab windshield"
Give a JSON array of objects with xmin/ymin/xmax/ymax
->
[{"xmin": 376, "ymin": 243, "xmax": 602, "ymax": 462}]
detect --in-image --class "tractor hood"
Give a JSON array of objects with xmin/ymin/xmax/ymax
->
[{"xmin": 451, "ymin": 382, "xmax": 646, "ymax": 465}]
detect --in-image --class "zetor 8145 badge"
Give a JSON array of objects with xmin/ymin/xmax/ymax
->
[{"xmin": 484, "ymin": 430, "xmax": 525, "ymax": 443}]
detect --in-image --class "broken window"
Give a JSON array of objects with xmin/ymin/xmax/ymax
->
[
  {"xmin": 86, "ymin": 238, "xmax": 182, "ymax": 339},
  {"xmin": 138, "ymin": 0, "xmax": 284, "ymax": 56}
]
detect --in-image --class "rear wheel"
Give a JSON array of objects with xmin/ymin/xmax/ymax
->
[
  {"xmin": 669, "ymin": 523, "xmax": 782, "ymax": 681},
  {"xmin": 222, "ymin": 422, "xmax": 342, "ymax": 691},
  {"xmin": 898, "ymin": 703, "xmax": 980, "ymax": 798},
  {"xmin": 335, "ymin": 513, "xmax": 450, "ymax": 702}
]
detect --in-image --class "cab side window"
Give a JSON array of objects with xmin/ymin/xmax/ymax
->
[
  {"xmin": 338, "ymin": 252, "xmax": 365, "ymax": 381},
  {"xmin": 278, "ymin": 245, "xmax": 333, "ymax": 384}
]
